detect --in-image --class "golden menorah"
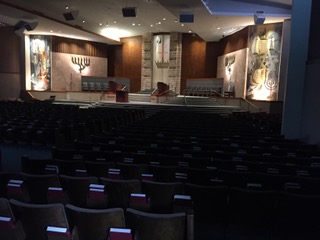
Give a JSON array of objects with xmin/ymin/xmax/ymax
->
[{"xmin": 71, "ymin": 56, "xmax": 90, "ymax": 73}]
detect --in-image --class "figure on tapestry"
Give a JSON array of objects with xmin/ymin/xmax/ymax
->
[{"xmin": 246, "ymin": 23, "xmax": 282, "ymax": 101}]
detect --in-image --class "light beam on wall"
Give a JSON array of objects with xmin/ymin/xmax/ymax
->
[{"xmin": 101, "ymin": 27, "xmax": 131, "ymax": 41}]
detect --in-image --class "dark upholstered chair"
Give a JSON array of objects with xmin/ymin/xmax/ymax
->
[
  {"xmin": 100, "ymin": 177, "xmax": 142, "ymax": 209},
  {"xmin": 20, "ymin": 172, "xmax": 61, "ymax": 204},
  {"xmin": 9, "ymin": 199, "xmax": 77, "ymax": 240},
  {"xmin": 20, "ymin": 155, "xmax": 55, "ymax": 175},
  {"xmin": 225, "ymin": 187, "xmax": 277, "ymax": 240},
  {"xmin": 59, "ymin": 175, "xmax": 99, "ymax": 208},
  {"xmin": 184, "ymin": 183, "xmax": 228, "ymax": 240},
  {"xmin": 141, "ymin": 180, "xmax": 184, "ymax": 213},
  {"xmin": 0, "ymin": 172, "xmax": 22, "ymax": 198},
  {"xmin": 271, "ymin": 191, "xmax": 320, "ymax": 239},
  {"xmin": 65, "ymin": 204, "xmax": 126, "ymax": 240},
  {"xmin": 126, "ymin": 208, "xmax": 192, "ymax": 240},
  {"xmin": 0, "ymin": 198, "xmax": 25, "ymax": 240}
]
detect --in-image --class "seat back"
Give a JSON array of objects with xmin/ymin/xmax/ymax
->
[
  {"xmin": 141, "ymin": 180, "xmax": 184, "ymax": 213},
  {"xmin": 21, "ymin": 173, "xmax": 61, "ymax": 204},
  {"xmin": 65, "ymin": 204, "xmax": 126, "ymax": 240},
  {"xmin": 126, "ymin": 208, "xmax": 188, "ymax": 240},
  {"xmin": 100, "ymin": 178, "xmax": 142, "ymax": 209},
  {"xmin": 9, "ymin": 199, "xmax": 69, "ymax": 240},
  {"xmin": 59, "ymin": 175, "xmax": 99, "ymax": 208}
]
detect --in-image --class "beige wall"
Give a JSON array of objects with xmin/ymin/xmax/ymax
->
[
  {"xmin": 51, "ymin": 52, "xmax": 108, "ymax": 91},
  {"xmin": 217, "ymin": 48, "xmax": 248, "ymax": 98}
]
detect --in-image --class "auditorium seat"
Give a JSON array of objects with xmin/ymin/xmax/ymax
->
[
  {"xmin": 141, "ymin": 180, "xmax": 184, "ymax": 213},
  {"xmin": 82, "ymin": 82, "xmax": 89, "ymax": 91},
  {"xmin": 225, "ymin": 187, "xmax": 277, "ymax": 240},
  {"xmin": 21, "ymin": 155, "xmax": 55, "ymax": 175},
  {"xmin": 59, "ymin": 175, "xmax": 99, "ymax": 208},
  {"xmin": 148, "ymin": 165, "xmax": 180, "ymax": 182},
  {"xmin": 272, "ymin": 191, "xmax": 320, "ymax": 239},
  {"xmin": 85, "ymin": 161, "xmax": 116, "ymax": 178},
  {"xmin": 0, "ymin": 198, "xmax": 26, "ymax": 240},
  {"xmin": 125, "ymin": 208, "xmax": 191, "ymax": 240},
  {"xmin": 54, "ymin": 159, "xmax": 86, "ymax": 176},
  {"xmin": 9, "ymin": 199, "xmax": 76, "ymax": 240},
  {"xmin": 65, "ymin": 204, "xmax": 126, "ymax": 240},
  {"xmin": 100, "ymin": 178, "xmax": 142, "ymax": 209},
  {"xmin": 184, "ymin": 183, "xmax": 228, "ymax": 240},
  {"xmin": 20, "ymin": 172, "xmax": 62, "ymax": 204},
  {"xmin": 116, "ymin": 162, "xmax": 149, "ymax": 180},
  {"xmin": 0, "ymin": 172, "xmax": 22, "ymax": 198}
]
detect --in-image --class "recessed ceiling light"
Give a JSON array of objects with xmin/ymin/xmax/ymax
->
[
  {"xmin": 181, "ymin": 24, "xmax": 184, "ymax": 27},
  {"xmin": 158, "ymin": 22, "xmax": 161, "ymax": 24},
  {"xmin": 175, "ymin": 19, "xmax": 178, "ymax": 23},
  {"xmin": 99, "ymin": 23, "xmax": 103, "ymax": 26},
  {"xmin": 188, "ymin": 30, "xmax": 192, "ymax": 33},
  {"xmin": 113, "ymin": 21, "xmax": 117, "ymax": 24},
  {"xmin": 138, "ymin": 23, "xmax": 141, "ymax": 26},
  {"xmin": 132, "ymin": 23, "xmax": 135, "ymax": 26},
  {"xmin": 150, "ymin": 24, "xmax": 153, "ymax": 27},
  {"xmin": 82, "ymin": 20, "xmax": 85, "ymax": 23},
  {"xmin": 50, "ymin": 30, "xmax": 53, "ymax": 33},
  {"xmin": 217, "ymin": 27, "xmax": 221, "ymax": 30},
  {"xmin": 65, "ymin": 5, "xmax": 69, "ymax": 10},
  {"xmin": 163, "ymin": 18, "xmax": 166, "ymax": 21}
]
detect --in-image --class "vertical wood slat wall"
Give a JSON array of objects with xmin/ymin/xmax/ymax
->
[{"xmin": 51, "ymin": 36, "xmax": 109, "ymax": 58}]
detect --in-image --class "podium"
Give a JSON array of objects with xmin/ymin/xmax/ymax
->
[{"xmin": 116, "ymin": 90, "xmax": 128, "ymax": 102}]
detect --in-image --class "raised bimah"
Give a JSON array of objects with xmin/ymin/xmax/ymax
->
[
  {"xmin": 116, "ymin": 90, "xmax": 128, "ymax": 102},
  {"xmin": 151, "ymin": 82, "xmax": 177, "ymax": 103}
]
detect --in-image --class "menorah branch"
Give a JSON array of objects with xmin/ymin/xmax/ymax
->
[{"xmin": 71, "ymin": 56, "xmax": 91, "ymax": 73}]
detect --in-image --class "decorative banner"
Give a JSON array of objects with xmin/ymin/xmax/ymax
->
[
  {"xmin": 246, "ymin": 23, "xmax": 283, "ymax": 101},
  {"xmin": 30, "ymin": 36, "xmax": 51, "ymax": 91}
]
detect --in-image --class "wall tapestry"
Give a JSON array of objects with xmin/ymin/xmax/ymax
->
[
  {"xmin": 30, "ymin": 35, "xmax": 51, "ymax": 91},
  {"xmin": 246, "ymin": 23, "xmax": 283, "ymax": 101}
]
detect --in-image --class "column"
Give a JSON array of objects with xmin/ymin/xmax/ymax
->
[
  {"xmin": 299, "ymin": 0, "xmax": 320, "ymax": 144},
  {"xmin": 281, "ymin": 0, "xmax": 312, "ymax": 139}
]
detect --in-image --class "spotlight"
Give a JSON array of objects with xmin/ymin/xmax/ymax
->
[{"xmin": 254, "ymin": 11, "xmax": 265, "ymax": 25}]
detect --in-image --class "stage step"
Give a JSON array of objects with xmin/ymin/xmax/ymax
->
[{"xmin": 128, "ymin": 93, "xmax": 151, "ymax": 103}]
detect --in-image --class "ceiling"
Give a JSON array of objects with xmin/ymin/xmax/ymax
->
[{"xmin": 0, "ymin": 0, "xmax": 292, "ymax": 45}]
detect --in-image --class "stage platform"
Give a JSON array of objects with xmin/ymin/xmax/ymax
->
[{"xmin": 26, "ymin": 90, "xmax": 280, "ymax": 114}]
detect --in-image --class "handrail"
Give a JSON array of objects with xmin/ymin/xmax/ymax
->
[
  {"xmin": 212, "ymin": 89, "xmax": 224, "ymax": 97},
  {"xmin": 240, "ymin": 98, "xmax": 261, "ymax": 112},
  {"xmin": 151, "ymin": 88, "xmax": 158, "ymax": 95},
  {"xmin": 152, "ymin": 89, "xmax": 174, "ymax": 96}
]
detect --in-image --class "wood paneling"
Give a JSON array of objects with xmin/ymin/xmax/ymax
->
[
  {"xmin": 0, "ymin": 26, "xmax": 21, "ymax": 74},
  {"xmin": 218, "ymin": 27, "xmax": 249, "ymax": 56},
  {"xmin": 122, "ymin": 36, "xmax": 142, "ymax": 93},
  {"xmin": 52, "ymin": 36, "xmax": 108, "ymax": 57},
  {"xmin": 181, "ymin": 34, "xmax": 220, "ymax": 94}
]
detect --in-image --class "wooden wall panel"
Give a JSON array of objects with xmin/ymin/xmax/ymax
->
[
  {"xmin": 0, "ymin": 26, "xmax": 21, "ymax": 73},
  {"xmin": 181, "ymin": 34, "xmax": 220, "ymax": 94},
  {"xmin": 218, "ymin": 27, "xmax": 249, "ymax": 56},
  {"xmin": 52, "ymin": 36, "xmax": 108, "ymax": 57},
  {"xmin": 119, "ymin": 36, "xmax": 142, "ymax": 93}
]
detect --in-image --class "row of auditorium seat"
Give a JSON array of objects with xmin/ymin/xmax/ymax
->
[
  {"xmin": 82, "ymin": 81, "xmax": 109, "ymax": 92},
  {"xmin": 19, "ymin": 156, "xmax": 320, "ymax": 195},
  {"xmin": 0, "ymin": 101, "xmax": 145, "ymax": 146},
  {"xmin": 1, "ymin": 175, "xmax": 320, "ymax": 240},
  {"xmin": 0, "ymin": 198, "xmax": 192, "ymax": 240}
]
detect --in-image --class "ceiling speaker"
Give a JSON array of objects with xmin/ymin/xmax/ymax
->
[
  {"xmin": 24, "ymin": 22, "xmax": 38, "ymax": 31},
  {"xmin": 254, "ymin": 11, "xmax": 265, "ymax": 25},
  {"xmin": 14, "ymin": 20, "xmax": 38, "ymax": 32},
  {"xmin": 179, "ymin": 13, "xmax": 194, "ymax": 23},
  {"xmin": 63, "ymin": 11, "xmax": 78, "ymax": 21},
  {"xmin": 122, "ymin": 7, "xmax": 136, "ymax": 17}
]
